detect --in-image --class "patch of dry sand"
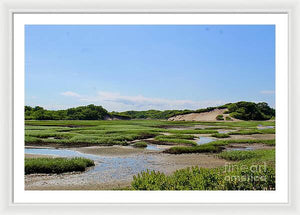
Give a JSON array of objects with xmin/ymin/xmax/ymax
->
[
  {"xmin": 74, "ymin": 145, "xmax": 145, "ymax": 156},
  {"xmin": 25, "ymin": 154, "xmax": 57, "ymax": 158},
  {"xmin": 168, "ymin": 108, "xmax": 239, "ymax": 122}
]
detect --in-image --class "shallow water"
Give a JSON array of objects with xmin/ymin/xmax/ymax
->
[
  {"xmin": 25, "ymin": 148, "xmax": 155, "ymax": 182},
  {"xmin": 25, "ymin": 148, "xmax": 100, "ymax": 160},
  {"xmin": 145, "ymin": 144, "xmax": 162, "ymax": 151},
  {"xmin": 129, "ymin": 144, "xmax": 162, "ymax": 151},
  {"xmin": 218, "ymin": 130, "xmax": 234, "ymax": 134},
  {"xmin": 257, "ymin": 125, "xmax": 274, "ymax": 130},
  {"xmin": 197, "ymin": 137, "xmax": 215, "ymax": 145},
  {"xmin": 24, "ymin": 147, "xmax": 228, "ymax": 189},
  {"xmin": 227, "ymin": 147, "xmax": 253, "ymax": 151},
  {"xmin": 218, "ymin": 130, "xmax": 228, "ymax": 134}
]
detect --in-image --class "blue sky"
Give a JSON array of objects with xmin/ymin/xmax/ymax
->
[{"xmin": 25, "ymin": 25, "xmax": 275, "ymax": 111}]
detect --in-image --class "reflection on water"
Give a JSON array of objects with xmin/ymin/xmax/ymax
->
[
  {"xmin": 197, "ymin": 137, "xmax": 215, "ymax": 145},
  {"xmin": 227, "ymin": 147, "xmax": 253, "ymax": 151},
  {"xmin": 25, "ymin": 148, "xmax": 155, "ymax": 181},
  {"xmin": 257, "ymin": 125, "xmax": 274, "ymax": 130},
  {"xmin": 25, "ymin": 148, "xmax": 99, "ymax": 160},
  {"xmin": 146, "ymin": 144, "xmax": 162, "ymax": 151},
  {"xmin": 218, "ymin": 130, "xmax": 235, "ymax": 134}
]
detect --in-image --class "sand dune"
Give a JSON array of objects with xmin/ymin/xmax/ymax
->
[{"xmin": 168, "ymin": 108, "xmax": 239, "ymax": 122}]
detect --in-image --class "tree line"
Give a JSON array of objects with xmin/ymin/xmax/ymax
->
[
  {"xmin": 25, "ymin": 101, "xmax": 275, "ymax": 121},
  {"xmin": 25, "ymin": 104, "xmax": 109, "ymax": 120}
]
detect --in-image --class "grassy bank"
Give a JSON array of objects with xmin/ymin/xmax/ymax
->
[
  {"xmin": 163, "ymin": 138, "xmax": 275, "ymax": 154},
  {"xmin": 228, "ymin": 128, "xmax": 275, "ymax": 135},
  {"xmin": 211, "ymin": 133, "xmax": 230, "ymax": 138},
  {"xmin": 154, "ymin": 137, "xmax": 197, "ymax": 146},
  {"xmin": 25, "ymin": 157, "xmax": 95, "ymax": 174},
  {"xmin": 132, "ymin": 149, "xmax": 275, "ymax": 190},
  {"xmin": 164, "ymin": 144, "xmax": 222, "ymax": 154},
  {"xmin": 167, "ymin": 129, "xmax": 218, "ymax": 135},
  {"xmin": 132, "ymin": 141, "xmax": 148, "ymax": 148},
  {"xmin": 207, "ymin": 139, "xmax": 275, "ymax": 146}
]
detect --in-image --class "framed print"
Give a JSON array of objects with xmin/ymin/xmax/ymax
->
[
  {"xmin": 0, "ymin": 0, "xmax": 299, "ymax": 213},
  {"xmin": 12, "ymin": 12, "xmax": 288, "ymax": 204}
]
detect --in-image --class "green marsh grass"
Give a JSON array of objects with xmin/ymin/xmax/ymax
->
[
  {"xmin": 167, "ymin": 129, "xmax": 218, "ymax": 135},
  {"xmin": 154, "ymin": 134, "xmax": 196, "ymax": 140},
  {"xmin": 203, "ymin": 126, "xmax": 236, "ymax": 130},
  {"xmin": 207, "ymin": 139, "xmax": 275, "ymax": 147},
  {"xmin": 163, "ymin": 139, "xmax": 275, "ymax": 154},
  {"xmin": 25, "ymin": 157, "xmax": 95, "ymax": 174},
  {"xmin": 228, "ymin": 128, "xmax": 275, "ymax": 135},
  {"xmin": 191, "ymin": 121, "xmax": 275, "ymax": 128},
  {"xmin": 132, "ymin": 149, "xmax": 275, "ymax": 190},
  {"xmin": 25, "ymin": 121, "xmax": 164, "ymax": 146},
  {"xmin": 132, "ymin": 141, "xmax": 148, "ymax": 148},
  {"xmin": 132, "ymin": 164, "xmax": 275, "ymax": 190},
  {"xmin": 154, "ymin": 137, "xmax": 197, "ymax": 146},
  {"xmin": 24, "ymin": 120, "xmax": 276, "ymax": 190},
  {"xmin": 211, "ymin": 133, "xmax": 230, "ymax": 138},
  {"xmin": 218, "ymin": 150, "xmax": 258, "ymax": 161},
  {"xmin": 164, "ymin": 145, "xmax": 222, "ymax": 154},
  {"xmin": 25, "ymin": 120, "xmax": 275, "ymax": 148}
]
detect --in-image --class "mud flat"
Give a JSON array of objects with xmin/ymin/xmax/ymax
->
[
  {"xmin": 224, "ymin": 143, "xmax": 274, "ymax": 151},
  {"xmin": 74, "ymin": 145, "xmax": 170, "ymax": 156},
  {"xmin": 228, "ymin": 134, "xmax": 275, "ymax": 140},
  {"xmin": 25, "ymin": 154, "xmax": 57, "ymax": 158},
  {"xmin": 25, "ymin": 146, "xmax": 228, "ymax": 190}
]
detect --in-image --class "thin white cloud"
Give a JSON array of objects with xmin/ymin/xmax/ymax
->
[
  {"xmin": 260, "ymin": 90, "xmax": 275, "ymax": 95},
  {"xmin": 42, "ymin": 104, "xmax": 73, "ymax": 110},
  {"xmin": 61, "ymin": 91, "xmax": 226, "ymax": 112},
  {"xmin": 61, "ymin": 91, "xmax": 82, "ymax": 97}
]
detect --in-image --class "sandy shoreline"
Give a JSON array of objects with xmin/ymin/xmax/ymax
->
[{"xmin": 25, "ymin": 145, "xmax": 230, "ymax": 190}]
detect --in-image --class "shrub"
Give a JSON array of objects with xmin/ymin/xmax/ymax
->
[
  {"xmin": 25, "ymin": 104, "xmax": 110, "ymax": 120},
  {"xmin": 25, "ymin": 101, "xmax": 275, "ymax": 121},
  {"xmin": 221, "ymin": 165, "xmax": 275, "ymax": 190},
  {"xmin": 227, "ymin": 101, "xmax": 274, "ymax": 120},
  {"xmin": 225, "ymin": 116, "xmax": 232, "ymax": 121},
  {"xmin": 131, "ymin": 165, "xmax": 275, "ymax": 190},
  {"xmin": 216, "ymin": 115, "xmax": 224, "ymax": 120},
  {"xmin": 218, "ymin": 150, "xmax": 258, "ymax": 161}
]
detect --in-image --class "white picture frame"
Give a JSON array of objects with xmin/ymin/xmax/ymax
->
[
  {"xmin": 0, "ymin": 0, "xmax": 299, "ymax": 214},
  {"xmin": 13, "ymin": 12, "xmax": 288, "ymax": 204}
]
